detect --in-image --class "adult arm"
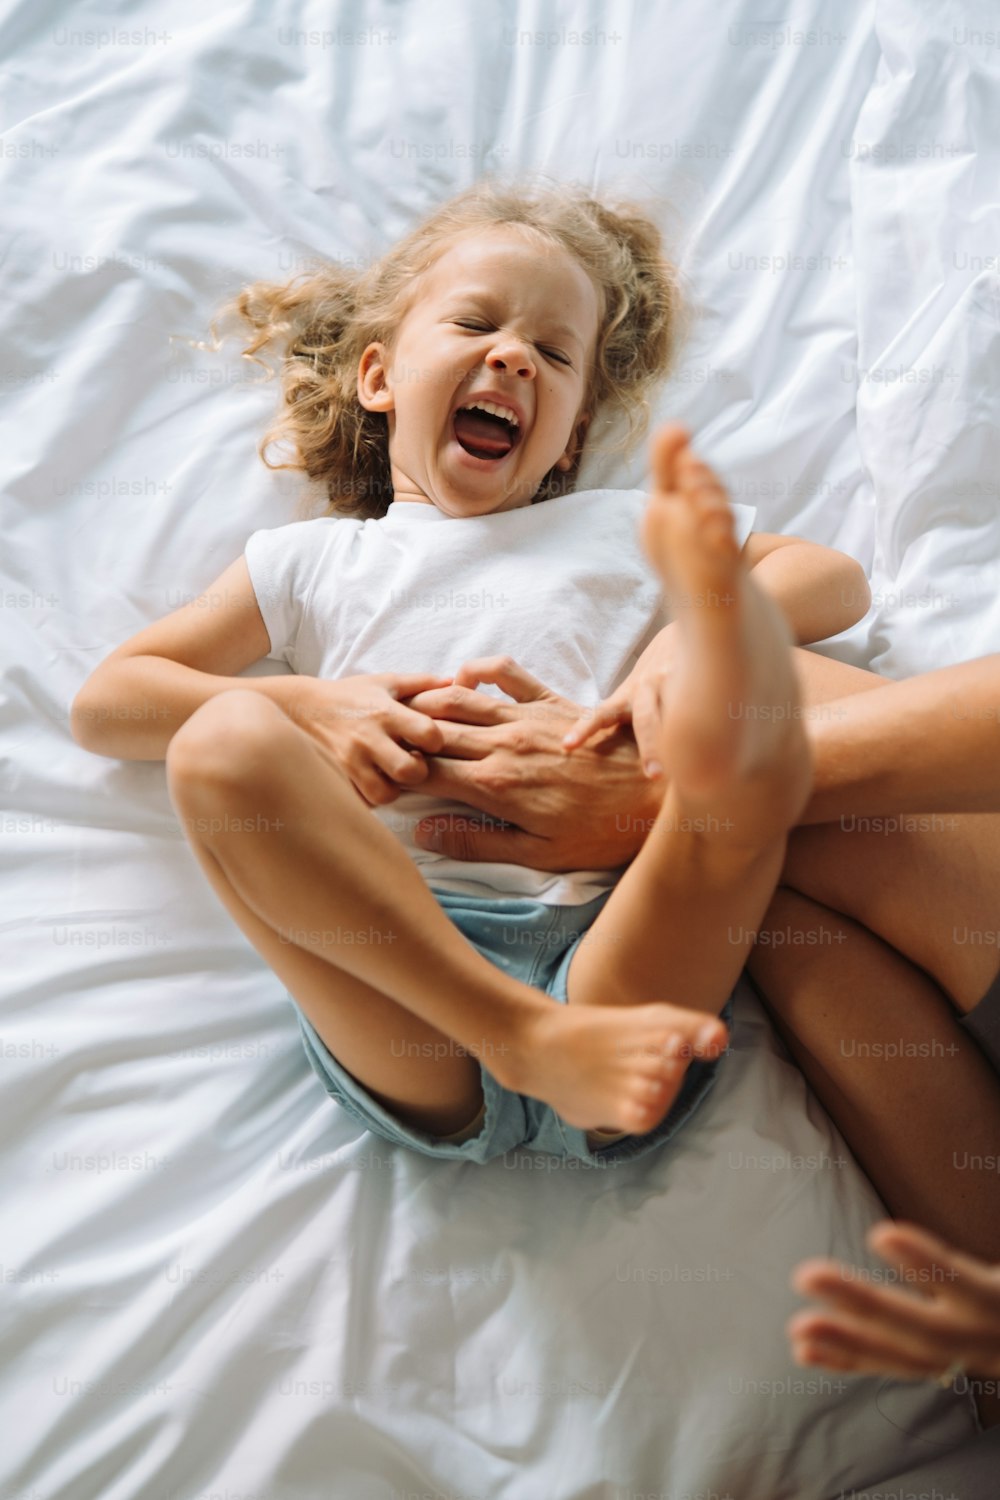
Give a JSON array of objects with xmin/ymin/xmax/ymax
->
[
  {"xmin": 406, "ymin": 658, "xmax": 665, "ymax": 870},
  {"xmin": 404, "ymin": 652, "xmax": 1000, "ymax": 869},
  {"xmin": 805, "ymin": 652, "xmax": 1000, "ymax": 822}
]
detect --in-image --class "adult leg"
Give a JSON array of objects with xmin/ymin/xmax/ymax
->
[
  {"xmin": 165, "ymin": 691, "xmax": 715, "ymax": 1137},
  {"xmin": 748, "ymin": 889, "xmax": 1000, "ymax": 1427},
  {"xmin": 779, "ymin": 646, "xmax": 1000, "ymax": 1020},
  {"xmin": 751, "ymin": 650, "xmax": 1000, "ymax": 1253},
  {"xmin": 746, "ymin": 890, "xmax": 1000, "ymax": 1263},
  {"xmin": 781, "ymin": 812, "xmax": 1000, "ymax": 1014},
  {"xmin": 799, "ymin": 652, "xmax": 1000, "ymax": 823}
]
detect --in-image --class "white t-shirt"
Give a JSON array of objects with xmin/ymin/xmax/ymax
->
[{"xmin": 244, "ymin": 488, "xmax": 756, "ymax": 905}]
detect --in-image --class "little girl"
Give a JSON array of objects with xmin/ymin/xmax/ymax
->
[{"xmin": 72, "ymin": 178, "xmax": 869, "ymax": 1166}]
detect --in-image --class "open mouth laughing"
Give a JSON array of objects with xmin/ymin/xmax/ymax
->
[{"xmin": 452, "ymin": 396, "xmax": 524, "ymax": 462}]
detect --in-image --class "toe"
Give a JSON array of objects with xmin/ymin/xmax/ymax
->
[
  {"xmin": 693, "ymin": 1018, "xmax": 729, "ymax": 1057},
  {"xmin": 651, "ymin": 424, "xmax": 691, "ymax": 492},
  {"xmin": 622, "ymin": 1098, "xmax": 656, "ymax": 1133},
  {"xmin": 656, "ymin": 1010, "xmax": 728, "ymax": 1060},
  {"xmin": 633, "ymin": 1092, "xmax": 668, "ymax": 1133},
  {"xmin": 679, "ymin": 451, "xmax": 727, "ymax": 502}
]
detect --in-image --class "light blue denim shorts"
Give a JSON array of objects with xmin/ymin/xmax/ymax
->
[{"xmin": 292, "ymin": 888, "xmax": 733, "ymax": 1168}]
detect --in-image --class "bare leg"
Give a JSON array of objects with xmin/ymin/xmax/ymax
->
[
  {"xmin": 791, "ymin": 646, "xmax": 886, "ymax": 713},
  {"xmin": 567, "ymin": 429, "xmax": 812, "ymax": 1037},
  {"xmin": 755, "ymin": 645, "xmax": 1000, "ymax": 1429},
  {"xmin": 162, "ymin": 798, "xmax": 484, "ymax": 1138},
  {"xmin": 774, "ymin": 644, "xmax": 1000, "ymax": 1016},
  {"xmin": 166, "ymin": 692, "xmax": 720, "ymax": 1136},
  {"xmin": 799, "ymin": 652, "xmax": 1000, "ymax": 823},
  {"xmin": 751, "ymin": 650, "xmax": 1000, "ymax": 1245},
  {"xmin": 748, "ymin": 889, "xmax": 1000, "ymax": 1427},
  {"xmin": 780, "ymin": 811, "xmax": 1000, "ymax": 1013},
  {"xmin": 746, "ymin": 890, "xmax": 1000, "ymax": 1262}
]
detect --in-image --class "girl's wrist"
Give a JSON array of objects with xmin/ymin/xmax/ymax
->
[{"xmin": 253, "ymin": 672, "xmax": 308, "ymax": 723}]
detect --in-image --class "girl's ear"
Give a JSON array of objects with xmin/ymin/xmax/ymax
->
[
  {"xmin": 357, "ymin": 342, "xmax": 394, "ymax": 413},
  {"xmin": 555, "ymin": 412, "xmax": 591, "ymax": 472}
]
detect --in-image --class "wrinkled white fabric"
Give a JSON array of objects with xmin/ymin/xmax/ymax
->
[{"xmin": 2, "ymin": 0, "xmax": 997, "ymax": 1496}]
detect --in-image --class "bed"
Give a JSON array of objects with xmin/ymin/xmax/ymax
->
[{"xmin": 3, "ymin": 0, "xmax": 999, "ymax": 1494}]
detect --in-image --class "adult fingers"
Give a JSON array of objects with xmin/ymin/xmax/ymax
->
[
  {"xmin": 382, "ymin": 672, "xmax": 455, "ymax": 699},
  {"xmin": 453, "ymin": 656, "xmax": 567, "ymax": 706},
  {"xmin": 402, "ymin": 683, "xmax": 518, "ymax": 727},
  {"xmin": 415, "ymin": 757, "xmax": 511, "ymax": 822},
  {"xmin": 387, "ymin": 704, "xmax": 450, "ymax": 755},
  {"xmin": 867, "ymin": 1221, "xmax": 1000, "ymax": 1308},
  {"xmin": 630, "ymin": 677, "xmax": 666, "ymax": 776},
  {"xmin": 413, "ymin": 814, "xmax": 545, "ymax": 865},
  {"xmin": 412, "ymin": 719, "xmax": 503, "ymax": 762},
  {"xmin": 791, "ymin": 1260, "xmax": 969, "ymax": 1366},
  {"xmin": 561, "ymin": 697, "xmax": 630, "ymax": 751},
  {"xmin": 787, "ymin": 1311, "xmax": 949, "ymax": 1382}
]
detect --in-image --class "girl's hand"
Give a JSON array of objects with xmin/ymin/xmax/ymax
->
[
  {"xmin": 788, "ymin": 1220, "xmax": 1000, "ymax": 1382},
  {"xmin": 559, "ymin": 624, "xmax": 678, "ymax": 780},
  {"xmin": 285, "ymin": 671, "xmax": 454, "ymax": 806}
]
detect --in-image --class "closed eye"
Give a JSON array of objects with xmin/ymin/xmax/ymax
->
[{"xmin": 451, "ymin": 321, "xmax": 572, "ymax": 366}]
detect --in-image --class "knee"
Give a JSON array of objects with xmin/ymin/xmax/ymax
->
[{"xmin": 166, "ymin": 691, "xmax": 287, "ymax": 789}]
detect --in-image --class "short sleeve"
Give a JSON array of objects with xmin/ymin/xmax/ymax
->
[{"xmin": 244, "ymin": 523, "xmax": 317, "ymax": 668}]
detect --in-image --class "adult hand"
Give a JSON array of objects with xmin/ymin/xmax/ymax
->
[
  {"xmin": 788, "ymin": 1220, "xmax": 1000, "ymax": 1381},
  {"xmin": 399, "ymin": 655, "xmax": 666, "ymax": 871},
  {"xmin": 561, "ymin": 622, "xmax": 679, "ymax": 778}
]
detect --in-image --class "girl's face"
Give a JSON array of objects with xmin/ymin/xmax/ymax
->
[{"xmin": 357, "ymin": 226, "xmax": 600, "ymax": 515}]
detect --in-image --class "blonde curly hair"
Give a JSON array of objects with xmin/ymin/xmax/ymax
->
[{"xmin": 208, "ymin": 175, "xmax": 684, "ymax": 519}]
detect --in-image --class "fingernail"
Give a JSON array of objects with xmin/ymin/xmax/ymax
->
[
  {"xmin": 696, "ymin": 1023, "xmax": 720, "ymax": 1049},
  {"xmin": 644, "ymin": 760, "xmax": 663, "ymax": 779}
]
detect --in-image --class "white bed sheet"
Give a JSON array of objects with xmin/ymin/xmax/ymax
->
[{"xmin": 2, "ymin": 0, "xmax": 999, "ymax": 1495}]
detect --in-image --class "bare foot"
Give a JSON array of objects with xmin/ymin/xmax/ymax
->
[
  {"xmin": 497, "ymin": 999, "xmax": 727, "ymax": 1135},
  {"xmin": 641, "ymin": 425, "xmax": 812, "ymax": 818}
]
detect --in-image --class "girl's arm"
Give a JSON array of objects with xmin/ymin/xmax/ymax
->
[
  {"xmin": 70, "ymin": 556, "xmax": 299, "ymax": 760},
  {"xmin": 743, "ymin": 532, "xmax": 871, "ymax": 644},
  {"xmin": 71, "ymin": 556, "xmax": 453, "ymax": 793}
]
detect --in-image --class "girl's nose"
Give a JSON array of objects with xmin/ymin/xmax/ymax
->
[{"xmin": 487, "ymin": 340, "xmax": 535, "ymax": 380}]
